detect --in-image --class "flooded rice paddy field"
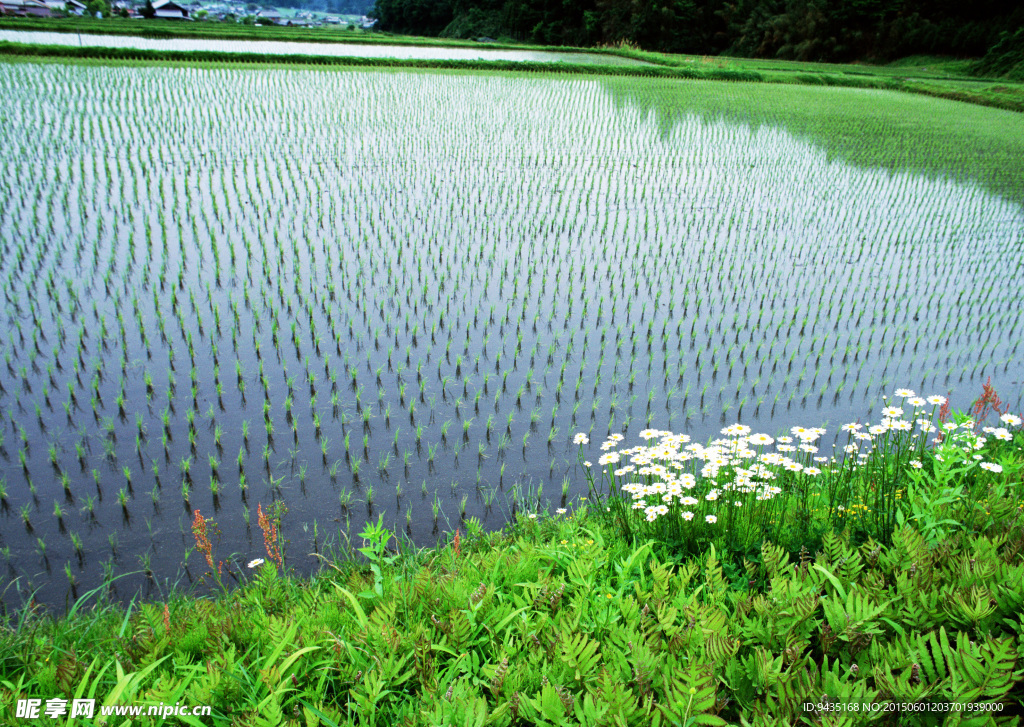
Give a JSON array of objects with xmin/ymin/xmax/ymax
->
[
  {"xmin": 0, "ymin": 30, "xmax": 651, "ymax": 65},
  {"xmin": 0, "ymin": 63, "xmax": 1021, "ymax": 609}
]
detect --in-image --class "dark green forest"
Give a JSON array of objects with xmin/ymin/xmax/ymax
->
[{"xmin": 369, "ymin": 0, "xmax": 1023, "ymax": 64}]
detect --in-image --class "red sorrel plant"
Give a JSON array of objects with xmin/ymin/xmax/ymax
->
[
  {"xmin": 970, "ymin": 377, "xmax": 1007, "ymax": 432},
  {"xmin": 191, "ymin": 509, "xmax": 215, "ymax": 572},
  {"xmin": 257, "ymin": 502, "xmax": 283, "ymax": 571},
  {"xmin": 191, "ymin": 509, "xmax": 226, "ymax": 591},
  {"xmin": 935, "ymin": 393, "xmax": 952, "ymax": 444}
]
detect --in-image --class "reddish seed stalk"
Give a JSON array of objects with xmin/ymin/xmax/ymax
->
[
  {"xmin": 970, "ymin": 376, "xmax": 1006, "ymax": 431},
  {"xmin": 257, "ymin": 503, "xmax": 283, "ymax": 570},
  {"xmin": 191, "ymin": 509, "xmax": 215, "ymax": 572}
]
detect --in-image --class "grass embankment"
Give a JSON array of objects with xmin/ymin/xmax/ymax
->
[
  {"xmin": 1, "ymin": 395, "xmax": 1023, "ymax": 725},
  {"xmin": 1, "ymin": 17, "xmax": 1023, "ymax": 112}
]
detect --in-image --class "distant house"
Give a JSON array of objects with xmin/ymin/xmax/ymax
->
[
  {"xmin": 359, "ymin": 16, "xmax": 376, "ymax": 28},
  {"xmin": 151, "ymin": 0, "xmax": 189, "ymax": 18},
  {"xmin": 42, "ymin": 0, "xmax": 85, "ymax": 13},
  {"xmin": 256, "ymin": 8, "xmax": 281, "ymax": 23},
  {"xmin": 1, "ymin": 0, "xmax": 53, "ymax": 16}
]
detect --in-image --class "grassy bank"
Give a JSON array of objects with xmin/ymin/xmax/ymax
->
[{"xmin": 1, "ymin": 394, "xmax": 1022, "ymax": 725}]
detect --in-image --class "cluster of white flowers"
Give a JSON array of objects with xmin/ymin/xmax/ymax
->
[
  {"xmin": 570, "ymin": 387, "xmax": 1020, "ymax": 525},
  {"xmin": 573, "ymin": 424, "xmax": 824, "ymax": 524},
  {"xmin": 982, "ymin": 426, "xmax": 1013, "ymax": 442}
]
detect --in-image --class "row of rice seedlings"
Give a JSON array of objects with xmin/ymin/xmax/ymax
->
[{"xmin": 0, "ymin": 63, "xmax": 1020, "ymax": 604}]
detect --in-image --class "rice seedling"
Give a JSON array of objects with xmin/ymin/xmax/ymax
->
[{"xmin": 69, "ymin": 531, "xmax": 84, "ymax": 560}]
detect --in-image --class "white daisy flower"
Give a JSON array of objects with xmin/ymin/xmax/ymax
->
[{"xmin": 722, "ymin": 424, "xmax": 751, "ymax": 437}]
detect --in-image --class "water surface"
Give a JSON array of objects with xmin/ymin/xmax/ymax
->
[{"xmin": 0, "ymin": 64, "xmax": 1020, "ymax": 612}]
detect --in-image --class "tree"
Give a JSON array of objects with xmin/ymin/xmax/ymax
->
[
  {"xmin": 140, "ymin": 0, "xmax": 156, "ymax": 18},
  {"xmin": 85, "ymin": 0, "xmax": 109, "ymax": 16}
]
